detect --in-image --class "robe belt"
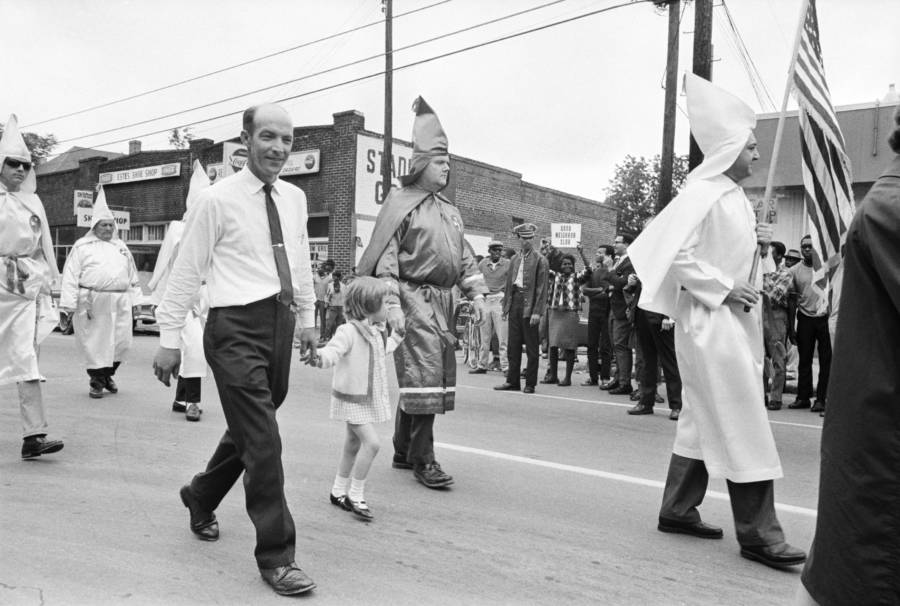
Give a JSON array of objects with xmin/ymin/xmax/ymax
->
[
  {"xmin": 2, "ymin": 256, "xmax": 28, "ymax": 295},
  {"xmin": 400, "ymin": 279, "xmax": 457, "ymax": 347},
  {"xmin": 77, "ymin": 284, "xmax": 129, "ymax": 317}
]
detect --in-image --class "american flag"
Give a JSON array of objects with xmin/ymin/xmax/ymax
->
[{"xmin": 791, "ymin": 0, "xmax": 855, "ymax": 302}]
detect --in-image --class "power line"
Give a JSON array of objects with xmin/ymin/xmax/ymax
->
[
  {"xmin": 55, "ymin": 0, "xmax": 574, "ymax": 146},
  {"xmin": 718, "ymin": 0, "xmax": 776, "ymax": 111},
  {"xmin": 22, "ymin": 0, "xmax": 452, "ymax": 129},
  {"xmin": 69, "ymin": 0, "xmax": 654, "ymax": 150}
]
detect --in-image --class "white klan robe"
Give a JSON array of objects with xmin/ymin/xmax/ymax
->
[
  {"xmin": 60, "ymin": 187, "xmax": 141, "ymax": 369},
  {"xmin": 148, "ymin": 160, "xmax": 209, "ymax": 378},
  {"xmin": 629, "ymin": 74, "xmax": 780, "ymax": 483},
  {"xmin": 0, "ymin": 113, "xmax": 60, "ymax": 385}
]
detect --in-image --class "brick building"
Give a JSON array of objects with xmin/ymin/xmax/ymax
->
[{"xmin": 36, "ymin": 110, "xmax": 618, "ymax": 273}]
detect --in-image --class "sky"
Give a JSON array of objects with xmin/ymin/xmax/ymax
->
[{"xmin": 4, "ymin": 0, "xmax": 898, "ymax": 202}]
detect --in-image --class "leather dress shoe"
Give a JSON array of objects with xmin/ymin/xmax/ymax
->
[
  {"xmin": 21, "ymin": 435, "xmax": 64, "ymax": 459},
  {"xmin": 179, "ymin": 485, "xmax": 219, "ymax": 541},
  {"xmin": 523, "ymin": 385, "xmax": 535, "ymax": 394},
  {"xmin": 740, "ymin": 543, "xmax": 807, "ymax": 569},
  {"xmin": 185, "ymin": 403, "xmax": 202, "ymax": 422},
  {"xmin": 629, "ymin": 390, "xmax": 641, "ymax": 401},
  {"xmin": 607, "ymin": 385, "xmax": 632, "ymax": 395},
  {"xmin": 540, "ymin": 375, "xmax": 558, "ymax": 384},
  {"xmin": 669, "ymin": 409, "xmax": 680, "ymax": 421},
  {"xmin": 810, "ymin": 400, "xmax": 826, "ymax": 413},
  {"xmin": 581, "ymin": 379, "xmax": 598, "ymax": 386},
  {"xmin": 468, "ymin": 368, "xmax": 487, "ymax": 374},
  {"xmin": 658, "ymin": 517, "xmax": 724, "ymax": 539},
  {"xmin": 172, "ymin": 401, "xmax": 187, "ymax": 413},
  {"xmin": 392, "ymin": 454, "xmax": 413, "ymax": 470},
  {"xmin": 104, "ymin": 377, "xmax": 118, "ymax": 393},
  {"xmin": 494, "ymin": 383, "xmax": 520, "ymax": 391},
  {"xmin": 627, "ymin": 404, "xmax": 653, "ymax": 415},
  {"xmin": 414, "ymin": 462, "xmax": 454, "ymax": 488},
  {"xmin": 788, "ymin": 398, "xmax": 811, "ymax": 409},
  {"xmin": 259, "ymin": 563, "xmax": 317, "ymax": 595},
  {"xmin": 89, "ymin": 382, "xmax": 104, "ymax": 399},
  {"xmin": 599, "ymin": 380, "xmax": 620, "ymax": 391}
]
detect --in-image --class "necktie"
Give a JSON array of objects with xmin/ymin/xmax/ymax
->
[{"xmin": 262, "ymin": 183, "xmax": 294, "ymax": 307}]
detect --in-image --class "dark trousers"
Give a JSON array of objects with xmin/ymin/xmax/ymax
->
[
  {"xmin": 87, "ymin": 361, "xmax": 121, "ymax": 385},
  {"xmin": 635, "ymin": 310, "xmax": 682, "ymax": 410},
  {"xmin": 175, "ymin": 376, "xmax": 201, "ymax": 404},
  {"xmin": 324, "ymin": 305, "xmax": 345, "ymax": 340},
  {"xmin": 506, "ymin": 291, "xmax": 540, "ymax": 388},
  {"xmin": 193, "ymin": 297, "xmax": 296, "ymax": 569},
  {"xmin": 796, "ymin": 312, "xmax": 831, "ymax": 402},
  {"xmin": 659, "ymin": 454, "xmax": 785, "ymax": 547},
  {"xmin": 393, "ymin": 407, "xmax": 436, "ymax": 466},
  {"xmin": 611, "ymin": 315, "xmax": 633, "ymax": 388},
  {"xmin": 586, "ymin": 309, "xmax": 612, "ymax": 382},
  {"xmin": 315, "ymin": 300, "xmax": 327, "ymax": 333}
]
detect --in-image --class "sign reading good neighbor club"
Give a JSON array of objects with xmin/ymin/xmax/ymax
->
[
  {"xmin": 99, "ymin": 163, "xmax": 181, "ymax": 185},
  {"xmin": 551, "ymin": 223, "xmax": 582, "ymax": 248}
]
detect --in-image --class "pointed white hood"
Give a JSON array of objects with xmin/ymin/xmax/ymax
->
[
  {"xmin": 90, "ymin": 185, "xmax": 116, "ymax": 233},
  {"xmin": 0, "ymin": 114, "xmax": 37, "ymax": 193}
]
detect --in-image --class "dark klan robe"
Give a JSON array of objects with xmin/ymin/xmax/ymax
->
[
  {"xmin": 802, "ymin": 155, "xmax": 900, "ymax": 605},
  {"xmin": 358, "ymin": 185, "xmax": 486, "ymax": 414}
]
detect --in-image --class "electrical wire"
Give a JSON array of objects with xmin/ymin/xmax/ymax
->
[
  {"xmin": 718, "ymin": 0, "xmax": 776, "ymax": 111},
  {"xmin": 62, "ymin": 0, "xmax": 654, "ymax": 150},
  {"xmin": 54, "ymin": 0, "xmax": 575, "ymax": 146},
  {"xmin": 22, "ymin": 0, "xmax": 452, "ymax": 129}
]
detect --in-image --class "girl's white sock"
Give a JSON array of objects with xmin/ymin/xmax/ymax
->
[
  {"xmin": 349, "ymin": 478, "xmax": 366, "ymax": 503},
  {"xmin": 332, "ymin": 474, "xmax": 350, "ymax": 497}
]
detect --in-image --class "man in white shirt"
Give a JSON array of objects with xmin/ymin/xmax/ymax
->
[{"xmin": 153, "ymin": 104, "xmax": 318, "ymax": 596}]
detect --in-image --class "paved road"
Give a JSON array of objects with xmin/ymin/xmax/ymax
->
[{"xmin": 0, "ymin": 333, "xmax": 822, "ymax": 605}]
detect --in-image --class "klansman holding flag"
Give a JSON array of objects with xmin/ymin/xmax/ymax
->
[{"xmin": 629, "ymin": 74, "xmax": 806, "ymax": 570}]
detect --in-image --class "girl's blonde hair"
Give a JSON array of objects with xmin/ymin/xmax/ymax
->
[{"xmin": 343, "ymin": 276, "xmax": 390, "ymax": 320}]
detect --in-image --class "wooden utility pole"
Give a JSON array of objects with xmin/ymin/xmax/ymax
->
[
  {"xmin": 381, "ymin": 0, "xmax": 393, "ymax": 202},
  {"xmin": 688, "ymin": 0, "xmax": 713, "ymax": 171},
  {"xmin": 657, "ymin": 0, "xmax": 680, "ymax": 211}
]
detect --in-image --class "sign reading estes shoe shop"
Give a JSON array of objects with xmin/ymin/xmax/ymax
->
[{"xmin": 99, "ymin": 163, "xmax": 182, "ymax": 185}]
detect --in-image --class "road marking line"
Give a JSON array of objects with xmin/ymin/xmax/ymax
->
[
  {"xmin": 436, "ymin": 441, "xmax": 818, "ymax": 518},
  {"xmin": 459, "ymin": 384, "xmax": 823, "ymax": 430}
]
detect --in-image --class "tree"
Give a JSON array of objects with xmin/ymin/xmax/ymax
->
[
  {"xmin": 605, "ymin": 153, "xmax": 689, "ymax": 235},
  {"xmin": 168, "ymin": 126, "xmax": 194, "ymax": 150},
  {"xmin": 0, "ymin": 123, "xmax": 58, "ymax": 165}
]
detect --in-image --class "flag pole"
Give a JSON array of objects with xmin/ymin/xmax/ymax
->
[{"xmin": 745, "ymin": 0, "xmax": 810, "ymax": 311}]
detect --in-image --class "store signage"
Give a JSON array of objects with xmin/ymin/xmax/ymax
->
[
  {"xmin": 98, "ymin": 162, "xmax": 181, "ymax": 185},
  {"xmin": 76, "ymin": 208, "xmax": 130, "ymax": 231},
  {"xmin": 220, "ymin": 143, "xmax": 320, "ymax": 177},
  {"xmin": 551, "ymin": 223, "xmax": 581, "ymax": 248},
  {"xmin": 73, "ymin": 190, "xmax": 94, "ymax": 215},
  {"xmin": 355, "ymin": 133, "xmax": 413, "ymax": 219}
]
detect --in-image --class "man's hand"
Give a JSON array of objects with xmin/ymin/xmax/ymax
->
[
  {"xmin": 662, "ymin": 318, "xmax": 675, "ymax": 331},
  {"xmin": 153, "ymin": 347, "xmax": 182, "ymax": 387},
  {"xmin": 756, "ymin": 223, "xmax": 773, "ymax": 246},
  {"xmin": 627, "ymin": 273, "xmax": 638, "ymax": 287},
  {"xmin": 529, "ymin": 313, "xmax": 541, "ymax": 326},
  {"xmin": 725, "ymin": 279, "xmax": 760, "ymax": 307},
  {"xmin": 472, "ymin": 297, "xmax": 486, "ymax": 325},
  {"xmin": 298, "ymin": 327, "xmax": 318, "ymax": 366},
  {"xmin": 501, "ymin": 312, "xmax": 508, "ymax": 321},
  {"xmin": 387, "ymin": 306, "xmax": 405, "ymax": 337}
]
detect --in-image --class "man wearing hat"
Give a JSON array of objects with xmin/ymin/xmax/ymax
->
[
  {"xmin": 60, "ymin": 186, "xmax": 141, "ymax": 399},
  {"xmin": 470, "ymin": 240, "xmax": 510, "ymax": 375},
  {"xmin": 629, "ymin": 74, "xmax": 806, "ymax": 570},
  {"xmin": 495, "ymin": 223, "xmax": 549, "ymax": 394},
  {"xmin": 0, "ymin": 114, "xmax": 65, "ymax": 459},
  {"xmin": 761, "ymin": 241, "xmax": 793, "ymax": 410},
  {"xmin": 357, "ymin": 97, "xmax": 487, "ymax": 489},
  {"xmin": 784, "ymin": 248, "xmax": 802, "ymax": 268}
]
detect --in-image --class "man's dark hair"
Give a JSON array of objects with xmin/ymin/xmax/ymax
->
[
  {"xmin": 770, "ymin": 241, "xmax": 786, "ymax": 257},
  {"xmin": 801, "ymin": 234, "xmax": 812, "ymax": 243},
  {"xmin": 617, "ymin": 234, "xmax": 635, "ymax": 245},
  {"xmin": 600, "ymin": 245, "xmax": 614, "ymax": 256},
  {"xmin": 243, "ymin": 106, "xmax": 258, "ymax": 135}
]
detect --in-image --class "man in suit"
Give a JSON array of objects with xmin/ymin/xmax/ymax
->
[
  {"xmin": 580, "ymin": 245, "xmax": 614, "ymax": 386},
  {"xmin": 495, "ymin": 223, "xmax": 549, "ymax": 394},
  {"xmin": 603, "ymin": 234, "xmax": 635, "ymax": 395}
]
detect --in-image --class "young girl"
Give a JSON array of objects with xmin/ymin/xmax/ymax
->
[{"xmin": 313, "ymin": 276, "xmax": 402, "ymax": 521}]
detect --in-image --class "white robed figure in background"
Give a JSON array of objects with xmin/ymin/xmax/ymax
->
[
  {"xmin": 629, "ymin": 74, "xmax": 806, "ymax": 570},
  {"xmin": 0, "ymin": 113, "xmax": 65, "ymax": 459},
  {"xmin": 60, "ymin": 186, "xmax": 141, "ymax": 399},
  {"xmin": 149, "ymin": 160, "xmax": 210, "ymax": 422}
]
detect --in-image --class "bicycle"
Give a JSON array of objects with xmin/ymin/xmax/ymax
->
[{"xmin": 455, "ymin": 299, "xmax": 481, "ymax": 370}]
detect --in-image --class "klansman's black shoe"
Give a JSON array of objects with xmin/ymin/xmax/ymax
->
[
  {"xmin": 494, "ymin": 383, "xmax": 520, "ymax": 391},
  {"xmin": 414, "ymin": 462, "xmax": 454, "ymax": 489},
  {"xmin": 104, "ymin": 377, "xmax": 118, "ymax": 393},
  {"xmin": 259, "ymin": 563, "xmax": 316, "ymax": 595},
  {"xmin": 179, "ymin": 485, "xmax": 219, "ymax": 541},
  {"xmin": 89, "ymin": 382, "xmax": 104, "ymax": 399},
  {"xmin": 172, "ymin": 401, "xmax": 187, "ymax": 413},
  {"xmin": 740, "ymin": 543, "xmax": 807, "ymax": 569},
  {"xmin": 658, "ymin": 517, "xmax": 724, "ymax": 539},
  {"xmin": 21, "ymin": 435, "xmax": 64, "ymax": 459}
]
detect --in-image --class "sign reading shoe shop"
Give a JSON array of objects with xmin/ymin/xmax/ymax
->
[{"xmin": 99, "ymin": 162, "xmax": 182, "ymax": 185}]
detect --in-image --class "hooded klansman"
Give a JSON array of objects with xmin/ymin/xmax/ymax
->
[
  {"xmin": 628, "ymin": 74, "xmax": 806, "ymax": 570},
  {"xmin": 149, "ymin": 160, "xmax": 211, "ymax": 420},
  {"xmin": 0, "ymin": 113, "xmax": 65, "ymax": 458},
  {"xmin": 60, "ymin": 185, "xmax": 141, "ymax": 399},
  {"xmin": 356, "ymin": 96, "xmax": 487, "ymax": 489}
]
